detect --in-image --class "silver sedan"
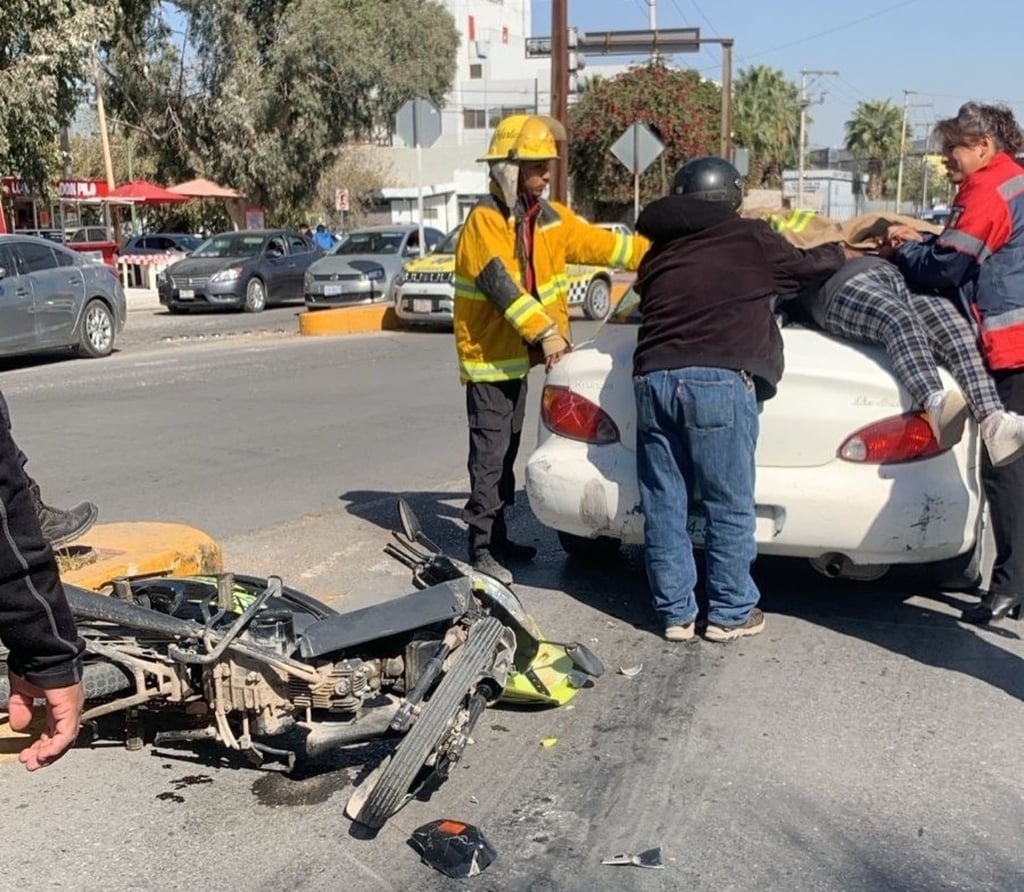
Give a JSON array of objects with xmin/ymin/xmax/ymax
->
[
  {"xmin": 304, "ymin": 225, "xmax": 445, "ymax": 309},
  {"xmin": 0, "ymin": 235, "xmax": 126, "ymax": 358}
]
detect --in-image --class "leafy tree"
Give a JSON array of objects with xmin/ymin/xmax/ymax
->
[
  {"xmin": 731, "ymin": 65, "xmax": 800, "ymax": 189},
  {"xmin": 103, "ymin": 0, "xmax": 459, "ymax": 216},
  {"xmin": 844, "ymin": 99, "xmax": 904, "ymax": 200},
  {"xmin": 0, "ymin": 1, "xmax": 116, "ymax": 191},
  {"xmin": 568, "ymin": 61, "xmax": 720, "ymax": 220}
]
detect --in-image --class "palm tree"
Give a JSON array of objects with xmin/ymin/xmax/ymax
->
[
  {"xmin": 732, "ymin": 65, "xmax": 801, "ymax": 188},
  {"xmin": 844, "ymin": 100, "xmax": 904, "ymax": 200}
]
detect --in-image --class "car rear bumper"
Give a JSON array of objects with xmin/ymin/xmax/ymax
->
[{"xmin": 525, "ymin": 434, "xmax": 983, "ymax": 566}]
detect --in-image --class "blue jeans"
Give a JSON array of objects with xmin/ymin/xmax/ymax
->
[{"xmin": 634, "ymin": 367, "xmax": 761, "ymax": 628}]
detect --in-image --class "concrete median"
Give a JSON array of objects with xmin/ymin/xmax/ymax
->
[{"xmin": 298, "ymin": 305, "xmax": 403, "ymax": 336}]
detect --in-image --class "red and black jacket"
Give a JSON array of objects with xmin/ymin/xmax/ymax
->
[{"xmin": 897, "ymin": 152, "xmax": 1024, "ymax": 370}]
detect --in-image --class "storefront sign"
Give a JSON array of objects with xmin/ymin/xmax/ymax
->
[{"xmin": 2, "ymin": 177, "xmax": 110, "ymax": 200}]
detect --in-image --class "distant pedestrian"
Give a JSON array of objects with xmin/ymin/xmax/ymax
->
[{"xmin": 313, "ymin": 224, "xmax": 335, "ymax": 252}]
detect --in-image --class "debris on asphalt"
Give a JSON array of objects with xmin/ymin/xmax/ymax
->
[
  {"xmin": 410, "ymin": 819, "xmax": 497, "ymax": 878},
  {"xmin": 617, "ymin": 663, "xmax": 643, "ymax": 678},
  {"xmin": 601, "ymin": 847, "xmax": 666, "ymax": 869},
  {"xmin": 540, "ymin": 737, "xmax": 558, "ymax": 748}
]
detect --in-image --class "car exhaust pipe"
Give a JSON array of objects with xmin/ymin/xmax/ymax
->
[{"xmin": 823, "ymin": 554, "xmax": 845, "ymax": 578}]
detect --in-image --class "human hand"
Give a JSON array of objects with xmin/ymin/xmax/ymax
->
[
  {"xmin": 886, "ymin": 224, "xmax": 923, "ymax": 247},
  {"xmin": 7, "ymin": 673, "xmax": 84, "ymax": 771},
  {"xmin": 541, "ymin": 333, "xmax": 570, "ymax": 370}
]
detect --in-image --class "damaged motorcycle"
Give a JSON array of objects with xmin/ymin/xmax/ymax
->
[{"xmin": 0, "ymin": 500, "xmax": 603, "ymax": 829}]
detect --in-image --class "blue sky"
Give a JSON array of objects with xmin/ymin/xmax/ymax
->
[{"xmin": 533, "ymin": 0, "xmax": 1024, "ymax": 149}]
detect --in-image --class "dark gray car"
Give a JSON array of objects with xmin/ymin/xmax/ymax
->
[
  {"xmin": 0, "ymin": 235, "xmax": 126, "ymax": 358},
  {"xmin": 303, "ymin": 225, "xmax": 445, "ymax": 309},
  {"xmin": 157, "ymin": 229, "xmax": 322, "ymax": 313}
]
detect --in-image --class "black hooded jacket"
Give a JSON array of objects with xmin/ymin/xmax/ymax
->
[{"xmin": 633, "ymin": 195, "xmax": 846, "ymax": 399}]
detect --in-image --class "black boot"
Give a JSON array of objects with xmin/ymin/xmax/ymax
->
[
  {"xmin": 472, "ymin": 548, "xmax": 514, "ymax": 586},
  {"xmin": 29, "ymin": 481, "xmax": 98, "ymax": 549},
  {"xmin": 961, "ymin": 592, "xmax": 1024, "ymax": 625},
  {"xmin": 492, "ymin": 514, "xmax": 537, "ymax": 562}
]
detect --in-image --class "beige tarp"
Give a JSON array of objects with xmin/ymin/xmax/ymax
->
[{"xmin": 742, "ymin": 207, "xmax": 943, "ymax": 249}]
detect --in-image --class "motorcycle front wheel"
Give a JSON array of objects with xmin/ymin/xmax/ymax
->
[{"xmin": 347, "ymin": 616, "xmax": 506, "ymax": 830}]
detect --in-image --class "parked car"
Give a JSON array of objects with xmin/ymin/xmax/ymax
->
[
  {"xmin": 67, "ymin": 226, "xmax": 114, "ymax": 244},
  {"xmin": 392, "ymin": 225, "xmax": 618, "ymax": 325},
  {"xmin": 120, "ymin": 233, "xmax": 202, "ymax": 256},
  {"xmin": 17, "ymin": 228, "xmax": 65, "ymax": 244},
  {"xmin": 157, "ymin": 229, "xmax": 321, "ymax": 313},
  {"xmin": 304, "ymin": 225, "xmax": 445, "ymax": 310},
  {"xmin": 0, "ymin": 234, "xmax": 126, "ymax": 358},
  {"xmin": 525, "ymin": 287, "xmax": 985, "ymax": 587}
]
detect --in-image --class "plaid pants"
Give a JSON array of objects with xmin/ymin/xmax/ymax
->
[{"xmin": 823, "ymin": 263, "xmax": 1002, "ymax": 420}]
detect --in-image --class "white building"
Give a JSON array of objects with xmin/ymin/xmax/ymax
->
[{"xmin": 369, "ymin": 0, "xmax": 551, "ymax": 226}]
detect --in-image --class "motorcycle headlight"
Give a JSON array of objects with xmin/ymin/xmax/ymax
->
[{"xmin": 209, "ymin": 267, "xmax": 243, "ymax": 283}]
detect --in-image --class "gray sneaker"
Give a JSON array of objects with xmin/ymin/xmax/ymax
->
[
  {"xmin": 703, "ymin": 608, "xmax": 765, "ymax": 643},
  {"xmin": 472, "ymin": 549, "xmax": 514, "ymax": 586}
]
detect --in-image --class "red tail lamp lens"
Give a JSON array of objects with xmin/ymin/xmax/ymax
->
[
  {"xmin": 838, "ymin": 412, "xmax": 946, "ymax": 464},
  {"xmin": 541, "ymin": 385, "xmax": 620, "ymax": 445}
]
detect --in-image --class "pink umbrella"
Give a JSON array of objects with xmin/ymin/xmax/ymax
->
[
  {"xmin": 108, "ymin": 180, "xmax": 190, "ymax": 204},
  {"xmin": 167, "ymin": 177, "xmax": 245, "ymax": 199}
]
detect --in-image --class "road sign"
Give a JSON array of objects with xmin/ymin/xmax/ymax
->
[
  {"xmin": 610, "ymin": 122, "xmax": 664, "ymax": 176},
  {"xmin": 395, "ymin": 99, "xmax": 442, "ymax": 149},
  {"xmin": 610, "ymin": 123, "xmax": 665, "ymax": 225},
  {"xmin": 526, "ymin": 27, "xmax": 699, "ymax": 58},
  {"xmin": 334, "ymin": 187, "xmax": 350, "ymax": 213}
]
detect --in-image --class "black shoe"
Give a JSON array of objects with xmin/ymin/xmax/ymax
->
[
  {"xmin": 472, "ymin": 549, "xmax": 514, "ymax": 585},
  {"xmin": 492, "ymin": 538, "xmax": 537, "ymax": 562},
  {"xmin": 961, "ymin": 592, "xmax": 1023, "ymax": 625},
  {"xmin": 31, "ymin": 482, "xmax": 98, "ymax": 549}
]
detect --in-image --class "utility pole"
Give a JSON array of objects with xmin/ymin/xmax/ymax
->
[
  {"xmin": 550, "ymin": 0, "xmax": 568, "ymax": 203},
  {"xmin": 895, "ymin": 90, "xmax": 932, "ymax": 212},
  {"xmin": 797, "ymin": 69, "xmax": 838, "ymax": 209},
  {"xmin": 647, "ymin": 0, "xmax": 656, "ymax": 29}
]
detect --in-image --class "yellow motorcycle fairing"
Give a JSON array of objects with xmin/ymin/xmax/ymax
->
[{"xmin": 499, "ymin": 641, "xmax": 585, "ymax": 706}]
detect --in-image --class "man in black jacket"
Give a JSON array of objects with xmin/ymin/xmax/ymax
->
[
  {"xmin": 633, "ymin": 157, "xmax": 852, "ymax": 643},
  {"xmin": 0, "ymin": 396, "xmax": 85, "ymax": 770}
]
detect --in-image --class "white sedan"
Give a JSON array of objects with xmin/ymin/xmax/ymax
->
[{"xmin": 525, "ymin": 290, "xmax": 986, "ymax": 586}]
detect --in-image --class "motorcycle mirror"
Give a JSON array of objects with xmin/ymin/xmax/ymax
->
[
  {"xmin": 398, "ymin": 498, "xmax": 422, "ymax": 541},
  {"xmin": 566, "ymin": 643, "xmax": 605, "ymax": 678},
  {"xmin": 397, "ymin": 498, "xmax": 443, "ymax": 554}
]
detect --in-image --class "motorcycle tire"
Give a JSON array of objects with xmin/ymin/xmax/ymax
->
[
  {"xmin": 350, "ymin": 616, "xmax": 506, "ymax": 830},
  {"xmin": 0, "ymin": 660, "xmax": 133, "ymax": 709}
]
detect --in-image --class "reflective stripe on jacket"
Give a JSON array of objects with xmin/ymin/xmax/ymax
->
[
  {"xmin": 897, "ymin": 152, "xmax": 1024, "ymax": 370},
  {"xmin": 454, "ymin": 188, "xmax": 648, "ymax": 383}
]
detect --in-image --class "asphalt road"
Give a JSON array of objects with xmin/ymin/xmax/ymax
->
[{"xmin": 2, "ymin": 317, "xmax": 1023, "ymax": 891}]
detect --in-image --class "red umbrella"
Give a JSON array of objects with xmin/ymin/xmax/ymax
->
[{"xmin": 108, "ymin": 180, "xmax": 190, "ymax": 205}]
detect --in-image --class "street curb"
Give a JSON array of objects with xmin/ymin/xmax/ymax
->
[
  {"xmin": 298, "ymin": 305, "xmax": 403, "ymax": 336},
  {"xmin": 59, "ymin": 521, "xmax": 223, "ymax": 593}
]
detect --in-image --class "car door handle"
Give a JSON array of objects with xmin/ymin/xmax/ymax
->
[{"xmin": 15, "ymin": 288, "xmax": 30, "ymax": 297}]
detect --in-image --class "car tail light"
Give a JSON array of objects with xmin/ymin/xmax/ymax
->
[
  {"xmin": 541, "ymin": 385, "xmax": 620, "ymax": 444},
  {"xmin": 838, "ymin": 412, "xmax": 946, "ymax": 464}
]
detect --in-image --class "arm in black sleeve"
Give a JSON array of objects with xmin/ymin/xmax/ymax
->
[{"xmin": 757, "ymin": 225, "xmax": 847, "ymax": 292}]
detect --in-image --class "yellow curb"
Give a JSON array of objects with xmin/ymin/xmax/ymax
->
[
  {"xmin": 59, "ymin": 521, "xmax": 223, "ymax": 593},
  {"xmin": 298, "ymin": 305, "xmax": 403, "ymax": 336}
]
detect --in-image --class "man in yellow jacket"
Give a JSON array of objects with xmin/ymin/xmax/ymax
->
[{"xmin": 454, "ymin": 114, "xmax": 649, "ymax": 583}]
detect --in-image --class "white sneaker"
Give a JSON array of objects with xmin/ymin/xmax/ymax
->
[
  {"xmin": 924, "ymin": 389, "xmax": 969, "ymax": 450},
  {"xmin": 981, "ymin": 411, "xmax": 1024, "ymax": 467}
]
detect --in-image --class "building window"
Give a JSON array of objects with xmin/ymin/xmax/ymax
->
[
  {"xmin": 463, "ymin": 109, "xmax": 486, "ymax": 130},
  {"xmin": 469, "ymin": 64, "xmax": 482, "ymax": 79}
]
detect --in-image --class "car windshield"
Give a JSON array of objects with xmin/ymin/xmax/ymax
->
[
  {"xmin": 332, "ymin": 231, "xmax": 406, "ymax": 255},
  {"xmin": 191, "ymin": 233, "xmax": 267, "ymax": 258},
  {"xmin": 609, "ymin": 286, "xmax": 641, "ymax": 324},
  {"xmin": 433, "ymin": 227, "xmax": 462, "ymax": 254}
]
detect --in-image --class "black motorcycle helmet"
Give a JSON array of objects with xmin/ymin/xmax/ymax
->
[{"xmin": 671, "ymin": 156, "xmax": 743, "ymax": 210}]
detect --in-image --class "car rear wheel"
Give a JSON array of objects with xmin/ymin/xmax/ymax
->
[
  {"xmin": 77, "ymin": 299, "xmax": 115, "ymax": 357},
  {"xmin": 244, "ymin": 278, "xmax": 267, "ymax": 313},
  {"xmin": 583, "ymin": 277, "xmax": 612, "ymax": 321},
  {"xmin": 557, "ymin": 530, "xmax": 621, "ymax": 560}
]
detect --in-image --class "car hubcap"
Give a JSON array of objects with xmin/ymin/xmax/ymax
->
[
  {"xmin": 589, "ymin": 283, "xmax": 610, "ymax": 317},
  {"xmin": 249, "ymin": 281, "xmax": 266, "ymax": 310},
  {"xmin": 86, "ymin": 307, "xmax": 111, "ymax": 352}
]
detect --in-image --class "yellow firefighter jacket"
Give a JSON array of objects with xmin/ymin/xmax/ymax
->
[{"xmin": 454, "ymin": 189, "xmax": 649, "ymax": 383}]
